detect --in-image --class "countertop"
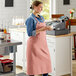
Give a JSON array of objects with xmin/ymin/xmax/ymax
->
[
  {"xmin": 9, "ymin": 28, "xmax": 26, "ymax": 32},
  {"xmin": 9, "ymin": 28, "xmax": 76, "ymax": 37},
  {"xmin": 0, "ymin": 40, "xmax": 22, "ymax": 47},
  {"xmin": 46, "ymin": 32, "xmax": 76, "ymax": 38}
]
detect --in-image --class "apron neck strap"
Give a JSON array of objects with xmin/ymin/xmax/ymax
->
[{"xmin": 35, "ymin": 17, "xmax": 40, "ymax": 23}]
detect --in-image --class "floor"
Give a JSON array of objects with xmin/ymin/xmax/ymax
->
[
  {"xmin": 16, "ymin": 66, "xmax": 24, "ymax": 74},
  {"xmin": 1, "ymin": 55, "xmax": 76, "ymax": 76},
  {"xmin": 72, "ymin": 60, "xmax": 76, "ymax": 76},
  {"xmin": 16, "ymin": 60, "xmax": 76, "ymax": 76}
]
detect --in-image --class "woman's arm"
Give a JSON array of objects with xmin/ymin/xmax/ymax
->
[
  {"xmin": 36, "ymin": 26, "xmax": 53, "ymax": 34},
  {"xmin": 36, "ymin": 15, "xmax": 54, "ymax": 34},
  {"xmin": 25, "ymin": 17, "xmax": 37, "ymax": 36}
]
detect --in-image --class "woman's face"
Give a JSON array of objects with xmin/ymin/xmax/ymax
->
[{"xmin": 34, "ymin": 4, "xmax": 43, "ymax": 13}]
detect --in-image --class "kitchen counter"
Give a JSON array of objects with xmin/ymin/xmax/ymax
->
[
  {"xmin": 47, "ymin": 32, "xmax": 76, "ymax": 37},
  {"xmin": 46, "ymin": 33, "xmax": 73, "ymax": 76},
  {"xmin": 9, "ymin": 28, "xmax": 76, "ymax": 37},
  {"xmin": 9, "ymin": 28, "xmax": 26, "ymax": 32},
  {"xmin": 0, "ymin": 40, "xmax": 22, "ymax": 47}
]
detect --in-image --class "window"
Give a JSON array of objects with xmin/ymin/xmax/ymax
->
[{"xmin": 30, "ymin": 0, "xmax": 51, "ymax": 20}]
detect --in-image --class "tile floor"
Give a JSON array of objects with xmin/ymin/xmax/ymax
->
[
  {"xmin": 16, "ymin": 60, "xmax": 76, "ymax": 76},
  {"xmin": 2, "ymin": 55, "xmax": 76, "ymax": 76},
  {"xmin": 72, "ymin": 60, "xmax": 76, "ymax": 76}
]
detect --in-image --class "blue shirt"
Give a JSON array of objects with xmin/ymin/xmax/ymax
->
[{"xmin": 25, "ymin": 13, "xmax": 45, "ymax": 37}]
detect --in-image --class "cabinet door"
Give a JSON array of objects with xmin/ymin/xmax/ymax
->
[
  {"xmin": 46, "ymin": 36, "xmax": 56, "ymax": 75},
  {"xmin": 23, "ymin": 32, "xmax": 28, "ymax": 72},
  {"xmin": 9, "ymin": 30, "xmax": 17, "ymax": 40},
  {"xmin": 48, "ymin": 45, "xmax": 56, "ymax": 75},
  {"xmin": 15, "ymin": 31, "xmax": 24, "ymax": 66},
  {"xmin": 56, "ymin": 36, "xmax": 71, "ymax": 75},
  {"xmin": 9, "ymin": 30, "xmax": 24, "ymax": 67}
]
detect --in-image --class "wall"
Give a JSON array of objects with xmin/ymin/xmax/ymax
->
[
  {"xmin": 0, "ymin": 0, "xmax": 76, "ymax": 31},
  {"xmin": 56, "ymin": 0, "xmax": 76, "ymax": 32},
  {"xmin": 56, "ymin": 0, "xmax": 76, "ymax": 17},
  {"xmin": 0, "ymin": 0, "xmax": 31, "ymax": 54},
  {"xmin": 0, "ymin": 0, "xmax": 29, "ymax": 27}
]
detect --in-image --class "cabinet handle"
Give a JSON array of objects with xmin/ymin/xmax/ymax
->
[
  {"xmin": 54, "ymin": 67, "xmax": 55, "ymax": 71},
  {"xmin": 54, "ymin": 49, "xmax": 55, "ymax": 52}
]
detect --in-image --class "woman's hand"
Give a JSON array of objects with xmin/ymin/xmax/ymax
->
[
  {"xmin": 36, "ymin": 26, "xmax": 54, "ymax": 34},
  {"xmin": 46, "ymin": 26, "xmax": 53, "ymax": 31},
  {"xmin": 40, "ymin": 26, "xmax": 53, "ymax": 31}
]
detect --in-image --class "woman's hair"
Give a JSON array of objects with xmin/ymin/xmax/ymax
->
[{"xmin": 30, "ymin": 0, "xmax": 43, "ymax": 10}]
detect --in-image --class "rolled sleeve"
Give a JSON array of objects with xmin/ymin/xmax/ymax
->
[
  {"xmin": 25, "ymin": 17, "xmax": 36, "ymax": 36},
  {"xmin": 32, "ymin": 30, "xmax": 36, "ymax": 36}
]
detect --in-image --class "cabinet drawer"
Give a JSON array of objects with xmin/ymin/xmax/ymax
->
[
  {"xmin": 48, "ymin": 47, "xmax": 56, "ymax": 74},
  {"xmin": 46, "ymin": 36, "xmax": 55, "ymax": 42},
  {"xmin": 46, "ymin": 39, "xmax": 55, "ymax": 43},
  {"xmin": 16, "ymin": 31, "xmax": 23, "ymax": 40},
  {"xmin": 47, "ymin": 42, "xmax": 55, "ymax": 48}
]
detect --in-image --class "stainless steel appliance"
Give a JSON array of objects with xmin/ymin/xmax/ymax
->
[{"xmin": 46, "ymin": 16, "xmax": 70, "ymax": 35}]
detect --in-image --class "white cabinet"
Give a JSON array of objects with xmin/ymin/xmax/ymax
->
[
  {"xmin": 9, "ymin": 29, "xmax": 29, "ymax": 73},
  {"xmin": 23, "ymin": 32, "xmax": 28, "ymax": 72},
  {"xmin": 46, "ymin": 36, "xmax": 56, "ymax": 75},
  {"xmin": 46, "ymin": 35, "xmax": 72, "ymax": 76},
  {"xmin": 9, "ymin": 29, "xmax": 28, "ymax": 68}
]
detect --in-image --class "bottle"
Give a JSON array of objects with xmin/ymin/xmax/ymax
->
[
  {"xmin": 15, "ymin": 16, "xmax": 18, "ymax": 25},
  {"xmin": 4, "ymin": 25, "xmax": 10, "ymax": 42},
  {"xmin": 3, "ymin": 25, "xmax": 7, "ymax": 41},
  {"xmin": 0, "ymin": 28, "xmax": 2, "ymax": 40},
  {"xmin": 0, "ymin": 24, "xmax": 4, "ymax": 41},
  {"xmin": 6, "ymin": 33, "xmax": 10, "ymax": 42},
  {"xmin": 4, "ymin": 28, "xmax": 7, "ymax": 34},
  {"xmin": 21, "ymin": 16, "xmax": 24, "ymax": 25},
  {"xmin": 1, "ymin": 26, "xmax": 4, "ymax": 40}
]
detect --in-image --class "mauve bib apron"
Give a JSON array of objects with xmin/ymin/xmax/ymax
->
[{"xmin": 26, "ymin": 17, "xmax": 52, "ymax": 75}]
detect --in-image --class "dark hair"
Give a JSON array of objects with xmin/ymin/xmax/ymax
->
[{"xmin": 30, "ymin": 0, "xmax": 43, "ymax": 10}]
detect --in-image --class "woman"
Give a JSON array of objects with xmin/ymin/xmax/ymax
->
[{"xmin": 25, "ymin": 1, "xmax": 54, "ymax": 76}]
